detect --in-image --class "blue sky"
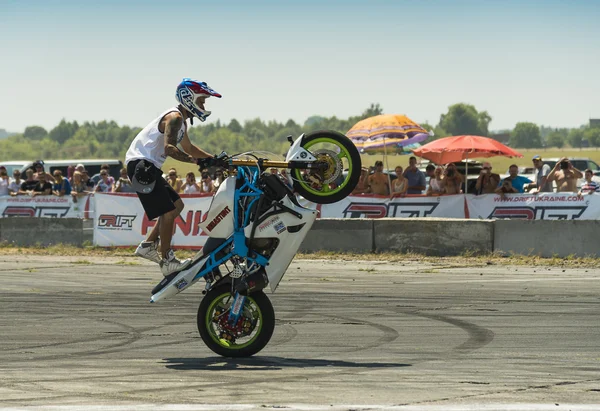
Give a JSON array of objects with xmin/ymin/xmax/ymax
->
[{"xmin": 1, "ymin": 0, "xmax": 599, "ymax": 133}]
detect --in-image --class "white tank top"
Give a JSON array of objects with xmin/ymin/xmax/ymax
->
[
  {"xmin": 184, "ymin": 183, "xmax": 200, "ymax": 194},
  {"xmin": 125, "ymin": 107, "xmax": 187, "ymax": 168}
]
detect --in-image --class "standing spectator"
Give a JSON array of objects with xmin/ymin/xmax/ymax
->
[
  {"xmin": 269, "ymin": 167, "xmax": 278, "ymax": 176},
  {"xmin": 94, "ymin": 170, "xmax": 115, "ymax": 193},
  {"xmin": 19, "ymin": 169, "xmax": 38, "ymax": 195},
  {"xmin": 426, "ymin": 166, "xmax": 445, "ymax": 196},
  {"xmin": 91, "ymin": 164, "xmax": 113, "ymax": 186},
  {"xmin": 213, "ymin": 169, "xmax": 226, "ymax": 190},
  {"xmin": 115, "ymin": 168, "xmax": 135, "ymax": 193},
  {"xmin": 425, "ymin": 164, "xmax": 435, "ymax": 180},
  {"xmin": 70, "ymin": 171, "xmax": 89, "ymax": 203},
  {"xmin": 579, "ymin": 169, "xmax": 600, "ymax": 195},
  {"xmin": 81, "ymin": 170, "xmax": 95, "ymax": 190},
  {"xmin": 528, "ymin": 155, "xmax": 553, "ymax": 193},
  {"xmin": 547, "ymin": 157, "xmax": 582, "ymax": 193},
  {"xmin": 167, "ymin": 168, "xmax": 183, "ymax": 193},
  {"xmin": 391, "ymin": 166, "xmax": 408, "ymax": 195},
  {"xmin": 403, "ymin": 156, "xmax": 426, "ymax": 194},
  {"xmin": 475, "ymin": 162, "xmax": 500, "ymax": 194},
  {"xmin": 32, "ymin": 173, "xmax": 52, "ymax": 196},
  {"xmin": 0, "ymin": 167, "xmax": 9, "ymax": 196},
  {"xmin": 8, "ymin": 169, "xmax": 23, "ymax": 196},
  {"xmin": 200, "ymin": 170, "xmax": 215, "ymax": 193},
  {"xmin": 443, "ymin": 163, "xmax": 464, "ymax": 195},
  {"xmin": 52, "ymin": 170, "xmax": 72, "ymax": 197},
  {"xmin": 33, "ymin": 161, "xmax": 55, "ymax": 183},
  {"xmin": 182, "ymin": 172, "xmax": 201, "ymax": 194},
  {"xmin": 366, "ymin": 160, "xmax": 389, "ymax": 195},
  {"xmin": 67, "ymin": 165, "xmax": 75, "ymax": 181},
  {"xmin": 352, "ymin": 167, "xmax": 370, "ymax": 194},
  {"xmin": 497, "ymin": 164, "xmax": 532, "ymax": 193}
]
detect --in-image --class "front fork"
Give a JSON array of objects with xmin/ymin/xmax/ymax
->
[{"xmin": 228, "ymin": 292, "xmax": 246, "ymax": 324}]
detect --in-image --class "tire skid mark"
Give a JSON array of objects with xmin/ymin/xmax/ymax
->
[{"xmin": 396, "ymin": 309, "xmax": 495, "ymax": 354}]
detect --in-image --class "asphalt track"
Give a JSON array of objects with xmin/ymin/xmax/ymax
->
[{"xmin": 1, "ymin": 255, "xmax": 599, "ymax": 411}]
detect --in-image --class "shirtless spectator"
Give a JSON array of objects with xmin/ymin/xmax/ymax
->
[
  {"xmin": 547, "ymin": 158, "xmax": 582, "ymax": 193},
  {"xmin": 496, "ymin": 164, "xmax": 532, "ymax": 194},
  {"xmin": 403, "ymin": 156, "xmax": 426, "ymax": 194},
  {"xmin": 31, "ymin": 173, "xmax": 53, "ymax": 196},
  {"xmin": 352, "ymin": 167, "xmax": 370, "ymax": 194},
  {"xmin": 19, "ymin": 169, "xmax": 38, "ymax": 195},
  {"xmin": 367, "ymin": 161, "xmax": 389, "ymax": 195},
  {"xmin": 443, "ymin": 163, "xmax": 463, "ymax": 195},
  {"xmin": 475, "ymin": 162, "xmax": 500, "ymax": 194},
  {"xmin": 426, "ymin": 166, "xmax": 445, "ymax": 196},
  {"xmin": 391, "ymin": 166, "xmax": 408, "ymax": 195},
  {"xmin": 8, "ymin": 169, "xmax": 22, "ymax": 196}
]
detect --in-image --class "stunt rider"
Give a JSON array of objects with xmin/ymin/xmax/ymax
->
[{"xmin": 125, "ymin": 78, "xmax": 221, "ymax": 276}]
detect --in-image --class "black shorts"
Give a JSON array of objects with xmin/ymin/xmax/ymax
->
[{"xmin": 127, "ymin": 159, "xmax": 181, "ymax": 220}]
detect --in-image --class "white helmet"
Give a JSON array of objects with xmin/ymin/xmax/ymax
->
[{"xmin": 175, "ymin": 78, "xmax": 222, "ymax": 122}]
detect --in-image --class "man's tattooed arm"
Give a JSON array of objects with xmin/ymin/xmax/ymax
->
[{"xmin": 164, "ymin": 114, "xmax": 195, "ymax": 163}]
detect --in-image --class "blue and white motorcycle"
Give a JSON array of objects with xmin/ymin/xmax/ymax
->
[{"xmin": 150, "ymin": 130, "xmax": 361, "ymax": 357}]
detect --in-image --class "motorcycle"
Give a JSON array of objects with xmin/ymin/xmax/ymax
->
[{"xmin": 150, "ymin": 130, "xmax": 361, "ymax": 357}]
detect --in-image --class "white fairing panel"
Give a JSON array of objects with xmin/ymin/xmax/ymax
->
[
  {"xmin": 199, "ymin": 176, "xmax": 236, "ymax": 238},
  {"xmin": 244, "ymin": 196, "xmax": 317, "ymax": 292},
  {"xmin": 150, "ymin": 255, "xmax": 210, "ymax": 303},
  {"xmin": 285, "ymin": 134, "xmax": 317, "ymax": 162}
]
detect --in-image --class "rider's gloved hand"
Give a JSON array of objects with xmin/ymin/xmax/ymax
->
[{"xmin": 196, "ymin": 156, "xmax": 217, "ymax": 170}]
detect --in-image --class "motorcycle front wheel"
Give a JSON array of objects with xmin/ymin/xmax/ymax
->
[
  {"xmin": 292, "ymin": 130, "xmax": 361, "ymax": 204},
  {"xmin": 197, "ymin": 284, "xmax": 275, "ymax": 357}
]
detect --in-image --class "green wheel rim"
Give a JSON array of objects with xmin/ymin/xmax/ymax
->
[
  {"xmin": 293, "ymin": 137, "xmax": 354, "ymax": 197},
  {"xmin": 205, "ymin": 292, "xmax": 264, "ymax": 350}
]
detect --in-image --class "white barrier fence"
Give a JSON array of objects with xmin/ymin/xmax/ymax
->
[
  {"xmin": 92, "ymin": 193, "xmax": 214, "ymax": 248},
  {"xmin": 0, "ymin": 195, "xmax": 92, "ymax": 219},
  {"xmin": 2, "ymin": 192, "xmax": 600, "ymax": 248}
]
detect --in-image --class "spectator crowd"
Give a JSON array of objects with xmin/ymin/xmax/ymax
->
[
  {"xmin": 351, "ymin": 155, "xmax": 599, "ymax": 197},
  {"xmin": 2, "ymin": 155, "xmax": 598, "ymax": 200},
  {"xmin": 0, "ymin": 161, "xmax": 137, "ymax": 199}
]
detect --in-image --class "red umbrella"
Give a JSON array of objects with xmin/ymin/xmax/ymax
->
[
  {"xmin": 412, "ymin": 135, "xmax": 522, "ymax": 164},
  {"xmin": 412, "ymin": 135, "xmax": 523, "ymax": 194}
]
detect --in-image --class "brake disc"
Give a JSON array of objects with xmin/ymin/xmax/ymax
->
[{"xmin": 311, "ymin": 148, "xmax": 343, "ymax": 184}]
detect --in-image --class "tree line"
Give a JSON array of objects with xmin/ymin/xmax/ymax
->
[{"xmin": 0, "ymin": 103, "xmax": 597, "ymax": 162}]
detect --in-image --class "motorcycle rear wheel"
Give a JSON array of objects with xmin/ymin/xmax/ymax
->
[
  {"xmin": 197, "ymin": 284, "xmax": 275, "ymax": 357},
  {"xmin": 292, "ymin": 130, "xmax": 361, "ymax": 204}
]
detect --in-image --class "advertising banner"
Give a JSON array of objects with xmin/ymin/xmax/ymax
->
[
  {"xmin": 93, "ymin": 193, "xmax": 214, "ymax": 248},
  {"xmin": 316, "ymin": 194, "xmax": 466, "ymax": 219},
  {"xmin": 0, "ymin": 195, "xmax": 91, "ymax": 218},
  {"xmin": 466, "ymin": 193, "xmax": 600, "ymax": 220}
]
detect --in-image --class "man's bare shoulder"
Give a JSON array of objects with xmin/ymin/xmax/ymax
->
[{"xmin": 159, "ymin": 111, "xmax": 183, "ymax": 133}]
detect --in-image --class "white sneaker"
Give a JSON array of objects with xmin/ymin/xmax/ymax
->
[
  {"xmin": 159, "ymin": 249, "xmax": 192, "ymax": 276},
  {"xmin": 135, "ymin": 240, "xmax": 161, "ymax": 263}
]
